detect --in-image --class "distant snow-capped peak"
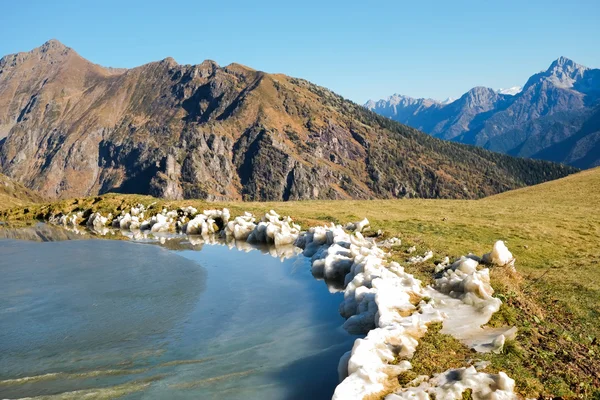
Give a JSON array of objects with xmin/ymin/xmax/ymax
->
[
  {"xmin": 496, "ymin": 86, "xmax": 522, "ymax": 96},
  {"xmin": 364, "ymin": 93, "xmax": 438, "ymax": 110},
  {"xmin": 440, "ymin": 97, "xmax": 456, "ymax": 104}
]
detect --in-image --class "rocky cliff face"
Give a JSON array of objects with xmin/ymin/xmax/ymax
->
[
  {"xmin": 366, "ymin": 57, "xmax": 600, "ymax": 169},
  {"xmin": 0, "ymin": 40, "xmax": 576, "ymax": 200}
]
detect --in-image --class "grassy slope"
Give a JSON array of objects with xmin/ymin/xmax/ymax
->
[
  {"xmin": 1, "ymin": 168, "xmax": 599, "ymax": 398},
  {"xmin": 0, "ymin": 173, "xmax": 43, "ymax": 209}
]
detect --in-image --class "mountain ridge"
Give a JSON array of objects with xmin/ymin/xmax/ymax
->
[
  {"xmin": 366, "ymin": 57, "xmax": 600, "ymax": 168},
  {"xmin": 0, "ymin": 40, "xmax": 576, "ymax": 201}
]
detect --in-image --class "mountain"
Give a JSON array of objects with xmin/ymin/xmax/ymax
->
[
  {"xmin": 531, "ymin": 104, "xmax": 600, "ymax": 169},
  {"xmin": 0, "ymin": 40, "xmax": 576, "ymax": 201},
  {"xmin": 366, "ymin": 57, "xmax": 600, "ymax": 168}
]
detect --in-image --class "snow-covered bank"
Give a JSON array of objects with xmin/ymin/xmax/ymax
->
[
  {"xmin": 46, "ymin": 206, "xmax": 518, "ymax": 400},
  {"xmin": 385, "ymin": 366, "xmax": 515, "ymax": 400},
  {"xmin": 426, "ymin": 248, "xmax": 517, "ymax": 354}
]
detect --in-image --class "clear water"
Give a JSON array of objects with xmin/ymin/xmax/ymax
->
[{"xmin": 0, "ymin": 227, "xmax": 355, "ymax": 399}]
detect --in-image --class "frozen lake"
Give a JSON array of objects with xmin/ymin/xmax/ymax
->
[{"xmin": 0, "ymin": 228, "xmax": 355, "ymax": 399}]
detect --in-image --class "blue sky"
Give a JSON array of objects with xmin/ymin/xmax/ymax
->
[{"xmin": 1, "ymin": 0, "xmax": 599, "ymax": 103}]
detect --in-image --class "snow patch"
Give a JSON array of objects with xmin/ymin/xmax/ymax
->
[
  {"xmin": 408, "ymin": 250, "xmax": 433, "ymax": 264},
  {"xmin": 379, "ymin": 237, "xmax": 401, "ymax": 248},
  {"xmin": 386, "ymin": 366, "xmax": 516, "ymax": 399},
  {"xmin": 247, "ymin": 210, "xmax": 301, "ymax": 247},
  {"xmin": 482, "ymin": 240, "xmax": 515, "ymax": 268},
  {"xmin": 428, "ymin": 244, "xmax": 518, "ymax": 354},
  {"xmin": 345, "ymin": 218, "xmax": 370, "ymax": 233}
]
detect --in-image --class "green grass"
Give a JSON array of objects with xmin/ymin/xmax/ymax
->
[{"xmin": 2, "ymin": 168, "xmax": 599, "ymax": 398}]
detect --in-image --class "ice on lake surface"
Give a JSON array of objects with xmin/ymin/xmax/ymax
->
[{"xmin": 0, "ymin": 226, "xmax": 355, "ymax": 399}]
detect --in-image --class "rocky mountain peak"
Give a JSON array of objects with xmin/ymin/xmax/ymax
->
[
  {"xmin": 387, "ymin": 93, "xmax": 416, "ymax": 105},
  {"xmin": 460, "ymin": 86, "xmax": 502, "ymax": 108},
  {"xmin": 200, "ymin": 59, "xmax": 219, "ymax": 68},
  {"xmin": 364, "ymin": 99, "xmax": 377, "ymax": 109},
  {"xmin": 549, "ymin": 56, "xmax": 580, "ymax": 70},
  {"xmin": 392, "ymin": 94, "xmax": 437, "ymax": 106},
  {"xmin": 466, "ymin": 86, "xmax": 496, "ymax": 96},
  {"xmin": 39, "ymin": 39, "xmax": 70, "ymax": 54},
  {"xmin": 159, "ymin": 57, "xmax": 178, "ymax": 68},
  {"xmin": 539, "ymin": 56, "xmax": 589, "ymax": 89},
  {"xmin": 0, "ymin": 39, "xmax": 73, "ymax": 70},
  {"xmin": 364, "ymin": 94, "xmax": 439, "ymax": 115}
]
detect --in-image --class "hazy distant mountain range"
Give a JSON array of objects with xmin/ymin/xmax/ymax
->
[
  {"xmin": 0, "ymin": 40, "xmax": 574, "ymax": 201},
  {"xmin": 366, "ymin": 57, "xmax": 600, "ymax": 169}
]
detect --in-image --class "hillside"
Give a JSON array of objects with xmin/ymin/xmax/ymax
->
[
  {"xmin": 2, "ymin": 167, "xmax": 599, "ymax": 398},
  {"xmin": 367, "ymin": 57, "xmax": 600, "ymax": 168},
  {"xmin": 0, "ymin": 40, "xmax": 575, "ymax": 201},
  {"xmin": 0, "ymin": 173, "xmax": 42, "ymax": 208},
  {"xmin": 532, "ymin": 104, "xmax": 600, "ymax": 168}
]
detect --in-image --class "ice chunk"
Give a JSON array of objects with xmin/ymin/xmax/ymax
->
[
  {"xmin": 379, "ymin": 237, "xmax": 401, "ymax": 248},
  {"xmin": 182, "ymin": 214, "xmax": 208, "ymax": 235},
  {"xmin": 180, "ymin": 206, "xmax": 198, "ymax": 216},
  {"xmin": 119, "ymin": 213, "xmax": 132, "ymax": 230},
  {"xmin": 426, "ymin": 244, "xmax": 518, "ymax": 354},
  {"xmin": 202, "ymin": 209, "xmax": 230, "ymax": 228},
  {"xmin": 408, "ymin": 250, "xmax": 433, "ymax": 264},
  {"xmin": 386, "ymin": 366, "xmax": 516, "ymax": 400},
  {"xmin": 345, "ymin": 218, "xmax": 370, "ymax": 233},
  {"xmin": 86, "ymin": 212, "xmax": 108, "ymax": 231},
  {"xmin": 225, "ymin": 212, "xmax": 257, "ymax": 240},
  {"xmin": 150, "ymin": 213, "xmax": 174, "ymax": 233},
  {"xmin": 130, "ymin": 204, "xmax": 145, "ymax": 216},
  {"xmin": 246, "ymin": 211, "xmax": 301, "ymax": 246},
  {"xmin": 482, "ymin": 240, "xmax": 514, "ymax": 268}
]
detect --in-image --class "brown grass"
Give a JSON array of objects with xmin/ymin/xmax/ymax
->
[{"xmin": 0, "ymin": 173, "xmax": 43, "ymax": 209}]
